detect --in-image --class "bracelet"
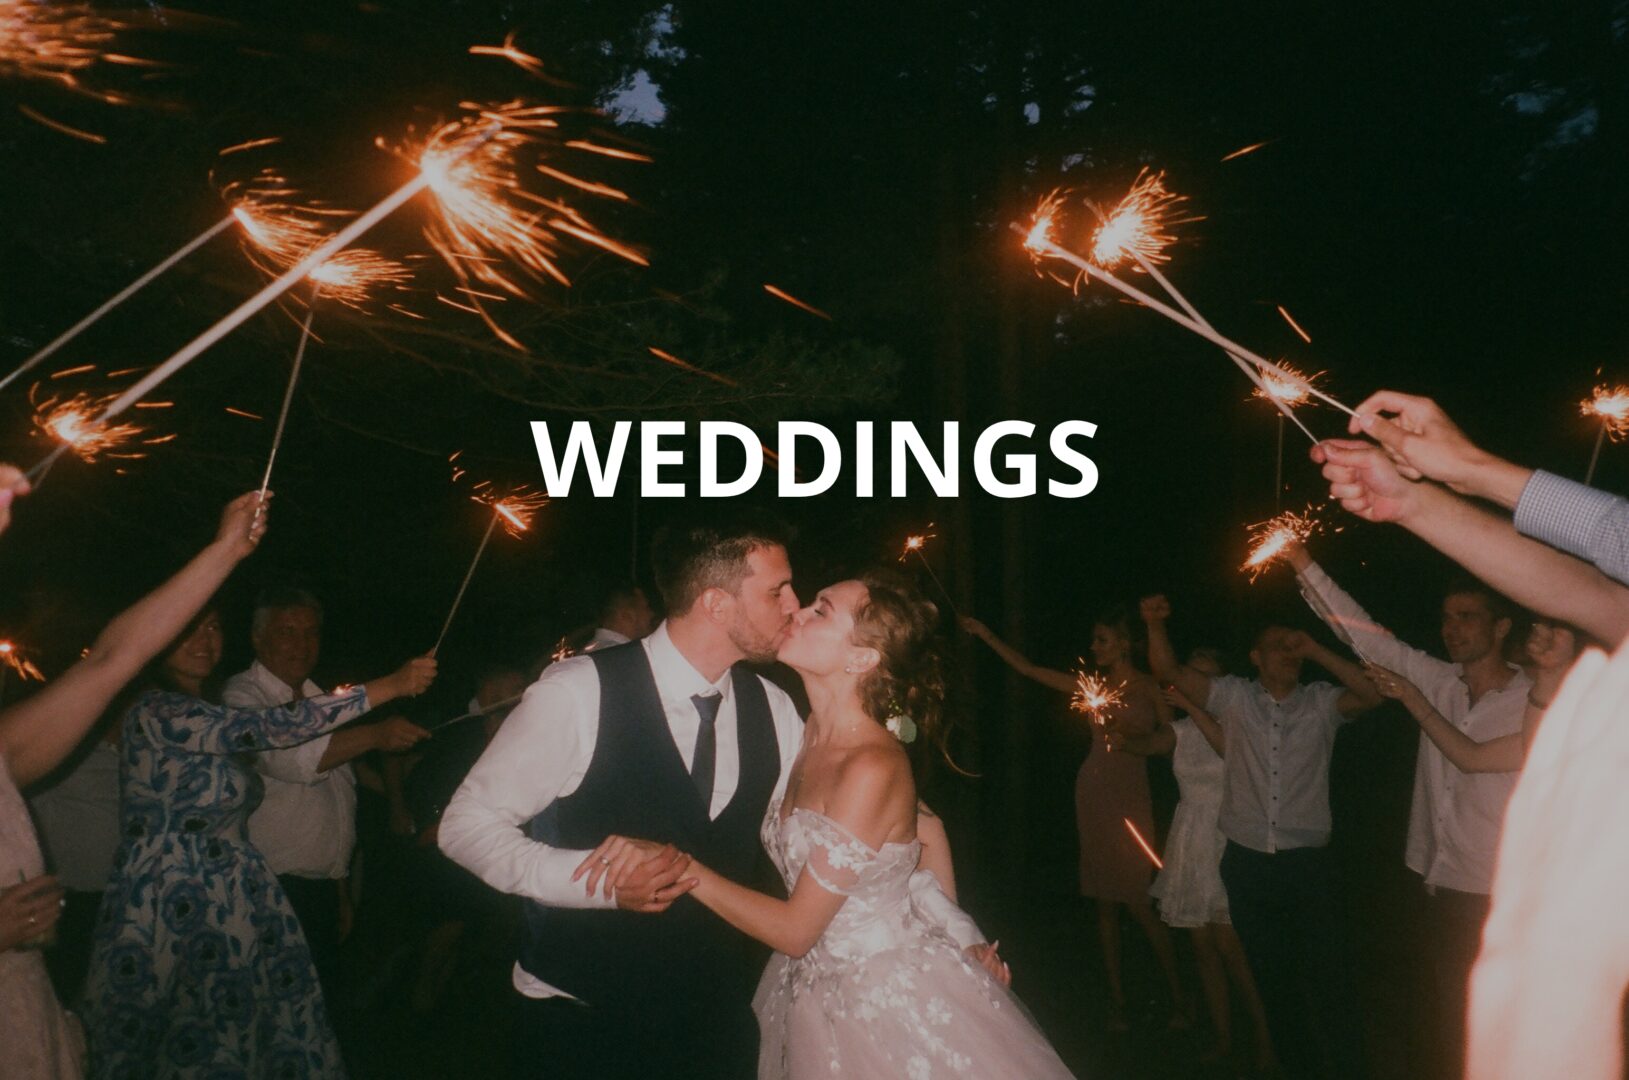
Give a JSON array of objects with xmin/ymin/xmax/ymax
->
[{"xmin": 1527, "ymin": 691, "xmax": 1553, "ymax": 710}]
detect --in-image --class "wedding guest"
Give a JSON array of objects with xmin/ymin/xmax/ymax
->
[
  {"xmin": 1110, "ymin": 649, "xmax": 1275, "ymax": 1070},
  {"xmin": 1143, "ymin": 594, "xmax": 1381, "ymax": 1080},
  {"xmin": 1, "ymin": 488, "xmax": 261, "ymax": 1079},
  {"xmin": 226, "ymin": 587, "xmax": 430, "ymax": 995},
  {"xmin": 28, "ymin": 716, "xmax": 122, "ymax": 1006},
  {"xmin": 963, "ymin": 612, "xmax": 1191, "ymax": 1032},
  {"xmin": 82, "ymin": 600, "xmax": 436, "ymax": 1078},
  {"xmin": 1289, "ymin": 541, "xmax": 1526, "ymax": 1079},
  {"xmin": 583, "ymin": 582, "xmax": 659, "ymax": 653}
]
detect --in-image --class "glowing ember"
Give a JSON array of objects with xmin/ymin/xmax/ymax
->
[
  {"xmin": 1089, "ymin": 168, "xmax": 1196, "ymax": 270},
  {"xmin": 898, "ymin": 529, "xmax": 938, "ymax": 562},
  {"xmin": 468, "ymin": 31, "xmax": 548, "ymax": 79},
  {"xmin": 551, "ymin": 636, "xmax": 573, "ymax": 663},
  {"xmin": 1252, "ymin": 360, "xmax": 1323, "ymax": 408},
  {"xmin": 763, "ymin": 284, "xmax": 832, "ymax": 320},
  {"xmin": 380, "ymin": 100, "xmax": 649, "ymax": 349},
  {"xmin": 29, "ymin": 386, "xmax": 146, "ymax": 462},
  {"xmin": 471, "ymin": 484, "xmax": 547, "ymax": 538},
  {"xmin": 1123, "ymin": 818, "xmax": 1163, "ymax": 868},
  {"xmin": 646, "ymin": 346, "xmax": 737, "ymax": 387},
  {"xmin": 1276, "ymin": 304, "xmax": 1312, "ymax": 344},
  {"xmin": 1220, "ymin": 140, "xmax": 1271, "ymax": 162},
  {"xmin": 221, "ymin": 169, "xmax": 414, "ymax": 311},
  {"xmin": 1582, "ymin": 385, "xmax": 1629, "ymax": 440},
  {"xmin": 1069, "ymin": 668, "xmax": 1125, "ymax": 723},
  {"xmin": 1241, "ymin": 509, "xmax": 1320, "ymax": 581},
  {"xmin": 0, "ymin": 640, "xmax": 44, "ymax": 682}
]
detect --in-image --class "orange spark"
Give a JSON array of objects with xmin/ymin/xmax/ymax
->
[
  {"xmin": 468, "ymin": 31, "xmax": 549, "ymax": 78},
  {"xmin": 763, "ymin": 284, "xmax": 832, "ymax": 320},
  {"xmin": 565, "ymin": 139, "xmax": 654, "ymax": 163},
  {"xmin": 1276, "ymin": 304, "xmax": 1312, "ymax": 344},
  {"xmin": 1069, "ymin": 668, "xmax": 1126, "ymax": 724},
  {"xmin": 1582, "ymin": 385, "xmax": 1629, "ymax": 440},
  {"xmin": 225, "ymin": 406, "xmax": 263, "ymax": 420},
  {"xmin": 1220, "ymin": 140, "xmax": 1272, "ymax": 162},
  {"xmin": 1089, "ymin": 168, "xmax": 1198, "ymax": 270},
  {"xmin": 472, "ymin": 485, "xmax": 547, "ymax": 538},
  {"xmin": 15, "ymin": 104, "xmax": 104, "ymax": 143},
  {"xmin": 551, "ymin": 636, "xmax": 574, "ymax": 663},
  {"xmin": 0, "ymin": 1, "xmax": 131, "ymax": 104},
  {"xmin": 218, "ymin": 136, "xmax": 282, "ymax": 157},
  {"xmin": 898, "ymin": 528, "xmax": 938, "ymax": 563},
  {"xmin": 1123, "ymin": 818, "xmax": 1163, "ymax": 868},
  {"xmin": 1251, "ymin": 360, "xmax": 1324, "ymax": 408},
  {"xmin": 646, "ymin": 346, "xmax": 737, "ymax": 387},
  {"xmin": 50, "ymin": 363, "xmax": 96, "ymax": 379},
  {"xmin": 29, "ymin": 386, "xmax": 146, "ymax": 462},
  {"xmin": 1241, "ymin": 509, "xmax": 1320, "ymax": 581},
  {"xmin": 0, "ymin": 640, "xmax": 44, "ymax": 682},
  {"xmin": 379, "ymin": 101, "xmax": 649, "ymax": 348}
]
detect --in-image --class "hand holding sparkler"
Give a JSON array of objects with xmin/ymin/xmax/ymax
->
[
  {"xmin": 1346, "ymin": 390, "xmax": 1531, "ymax": 508},
  {"xmin": 365, "ymin": 656, "xmax": 439, "ymax": 705},
  {"xmin": 1312, "ymin": 439, "xmax": 1425, "ymax": 525},
  {"xmin": 213, "ymin": 490, "xmax": 271, "ymax": 558},
  {"xmin": 1241, "ymin": 510, "xmax": 1322, "ymax": 581}
]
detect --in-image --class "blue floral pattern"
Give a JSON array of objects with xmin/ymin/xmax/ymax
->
[{"xmin": 82, "ymin": 687, "xmax": 369, "ymax": 1079}]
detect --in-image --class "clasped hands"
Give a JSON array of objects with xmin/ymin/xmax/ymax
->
[{"xmin": 573, "ymin": 835, "xmax": 698, "ymax": 913}]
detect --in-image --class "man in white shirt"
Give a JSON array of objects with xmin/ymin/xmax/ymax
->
[
  {"xmin": 1289, "ymin": 543, "xmax": 1526, "ymax": 1079},
  {"xmin": 1145, "ymin": 594, "xmax": 1381, "ymax": 1080},
  {"xmin": 441, "ymin": 515, "xmax": 985, "ymax": 1080},
  {"xmin": 225, "ymin": 587, "xmax": 428, "ymax": 995},
  {"xmin": 582, "ymin": 582, "xmax": 658, "ymax": 653}
]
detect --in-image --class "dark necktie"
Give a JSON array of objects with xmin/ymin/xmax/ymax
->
[{"xmin": 690, "ymin": 691, "xmax": 722, "ymax": 809}]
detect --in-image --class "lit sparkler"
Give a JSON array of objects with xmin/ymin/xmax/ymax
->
[
  {"xmin": 897, "ymin": 527, "xmax": 957, "ymax": 616},
  {"xmin": 1069, "ymin": 668, "xmax": 1125, "ymax": 725},
  {"xmin": 381, "ymin": 100, "xmax": 649, "ymax": 349},
  {"xmin": 1581, "ymin": 385, "xmax": 1629, "ymax": 485},
  {"xmin": 1253, "ymin": 361, "xmax": 1325, "ymax": 506},
  {"xmin": 29, "ymin": 386, "xmax": 146, "ymax": 465},
  {"xmin": 1123, "ymin": 818, "xmax": 1163, "ymax": 869},
  {"xmin": 1241, "ymin": 509, "xmax": 1320, "ymax": 581},
  {"xmin": 1089, "ymin": 168, "xmax": 1196, "ymax": 270},
  {"xmin": 0, "ymin": 641, "xmax": 44, "ymax": 682},
  {"xmin": 434, "ymin": 471, "xmax": 548, "ymax": 654},
  {"xmin": 551, "ymin": 637, "xmax": 573, "ymax": 663}
]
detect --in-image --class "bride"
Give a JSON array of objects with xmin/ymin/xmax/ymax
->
[{"xmin": 578, "ymin": 568, "xmax": 1076, "ymax": 1079}]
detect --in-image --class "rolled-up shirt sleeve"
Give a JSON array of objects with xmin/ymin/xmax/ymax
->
[
  {"xmin": 1514, "ymin": 469, "xmax": 1629, "ymax": 586},
  {"xmin": 437, "ymin": 659, "xmax": 614, "ymax": 910}
]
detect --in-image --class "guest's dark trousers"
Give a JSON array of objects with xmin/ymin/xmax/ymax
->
[
  {"xmin": 278, "ymin": 874, "xmax": 341, "ymax": 997},
  {"xmin": 1221, "ymin": 840, "xmax": 1367, "ymax": 1080},
  {"xmin": 512, "ymin": 991, "xmax": 759, "ymax": 1080},
  {"xmin": 1420, "ymin": 885, "xmax": 1490, "ymax": 1080}
]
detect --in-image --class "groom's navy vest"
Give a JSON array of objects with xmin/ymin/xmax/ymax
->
[{"xmin": 519, "ymin": 641, "xmax": 780, "ymax": 1011}]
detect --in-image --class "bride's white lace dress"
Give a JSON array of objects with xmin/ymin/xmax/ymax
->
[{"xmin": 753, "ymin": 796, "xmax": 1077, "ymax": 1079}]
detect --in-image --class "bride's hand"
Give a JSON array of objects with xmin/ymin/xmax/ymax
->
[
  {"xmin": 965, "ymin": 941, "xmax": 1011, "ymax": 987},
  {"xmin": 574, "ymin": 835, "xmax": 683, "ymax": 900}
]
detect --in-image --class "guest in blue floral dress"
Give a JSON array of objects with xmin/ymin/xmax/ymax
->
[{"xmin": 82, "ymin": 606, "xmax": 436, "ymax": 1080}]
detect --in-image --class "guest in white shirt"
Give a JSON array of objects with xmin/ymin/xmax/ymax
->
[
  {"xmin": 1144, "ymin": 594, "xmax": 1381, "ymax": 1080},
  {"xmin": 224, "ymin": 587, "xmax": 429, "ymax": 995},
  {"xmin": 1288, "ymin": 543, "xmax": 1527, "ymax": 1080},
  {"xmin": 582, "ymin": 582, "xmax": 659, "ymax": 653},
  {"xmin": 440, "ymin": 514, "xmax": 987, "ymax": 1080}
]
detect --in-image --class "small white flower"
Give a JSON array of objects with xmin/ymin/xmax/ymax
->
[{"xmin": 906, "ymin": 1056, "xmax": 932, "ymax": 1080}]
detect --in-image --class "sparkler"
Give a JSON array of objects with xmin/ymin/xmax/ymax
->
[
  {"xmin": 1069, "ymin": 668, "xmax": 1126, "ymax": 725},
  {"xmin": 1241, "ymin": 509, "xmax": 1320, "ymax": 582},
  {"xmin": 24, "ymin": 373, "xmax": 173, "ymax": 484},
  {"xmin": 1088, "ymin": 168, "xmax": 1196, "ymax": 271},
  {"xmin": 1016, "ymin": 216, "xmax": 1357, "ymax": 421},
  {"xmin": 898, "ymin": 528, "xmax": 958, "ymax": 616},
  {"xmin": 433, "ymin": 480, "xmax": 547, "ymax": 655},
  {"xmin": 1253, "ymin": 361, "xmax": 1325, "ymax": 506},
  {"xmin": 430, "ymin": 692, "xmax": 525, "ymax": 734},
  {"xmin": 551, "ymin": 636, "xmax": 574, "ymax": 663},
  {"xmin": 1122, "ymin": 818, "xmax": 1163, "ymax": 869},
  {"xmin": 380, "ymin": 100, "xmax": 649, "ymax": 349},
  {"xmin": 0, "ymin": 217, "xmax": 236, "ymax": 395},
  {"xmin": 0, "ymin": 640, "xmax": 45, "ymax": 706},
  {"xmin": 1581, "ymin": 385, "xmax": 1629, "ymax": 485}
]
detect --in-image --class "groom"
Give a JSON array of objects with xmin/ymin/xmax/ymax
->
[{"xmin": 438, "ymin": 512, "xmax": 806, "ymax": 1079}]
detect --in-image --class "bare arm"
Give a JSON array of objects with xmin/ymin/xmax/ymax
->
[
  {"xmin": 317, "ymin": 716, "xmax": 429, "ymax": 772},
  {"xmin": 914, "ymin": 800, "xmax": 957, "ymax": 902},
  {"xmin": 1295, "ymin": 635, "xmax": 1383, "ymax": 717},
  {"xmin": 959, "ymin": 617, "xmax": 1076, "ymax": 694},
  {"xmin": 0, "ymin": 493, "xmax": 263, "ymax": 787},
  {"xmin": 1139, "ymin": 595, "xmax": 1212, "ymax": 705},
  {"xmin": 1367, "ymin": 664, "xmax": 1523, "ymax": 773},
  {"xmin": 1316, "ymin": 440, "xmax": 1629, "ymax": 644}
]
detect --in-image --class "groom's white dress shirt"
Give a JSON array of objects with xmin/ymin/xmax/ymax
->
[{"xmin": 439, "ymin": 621, "xmax": 984, "ymax": 1000}]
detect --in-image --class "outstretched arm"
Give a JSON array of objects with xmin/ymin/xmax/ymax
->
[
  {"xmin": 959, "ymin": 617, "xmax": 1076, "ymax": 694},
  {"xmin": 1315, "ymin": 439, "xmax": 1629, "ymax": 645},
  {"xmin": 0, "ymin": 493, "xmax": 263, "ymax": 787},
  {"xmin": 1290, "ymin": 632, "xmax": 1382, "ymax": 717},
  {"xmin": 1366, "ymin": 663, "xmax": 1523, "ymax": 773},
  {"xmin": 1139, "ymin": 595, "xmax": 1212, "ymax": 705}
]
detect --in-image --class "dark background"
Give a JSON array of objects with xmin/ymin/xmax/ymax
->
[{"xmin": 3, "ymin": 3, "xmax": 1625, "ymax": 1075}]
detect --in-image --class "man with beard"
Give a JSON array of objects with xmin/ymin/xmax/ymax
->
[
  {"xmin": 1287, "ymin": 542, "xmax": 1527, "ymax": 1080},
  {"xmin": 438, "ymin": 513, "xmax": 809, "ymax": 1079}
]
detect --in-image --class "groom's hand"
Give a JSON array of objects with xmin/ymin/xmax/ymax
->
[{"xmin": 575, "ymin": 836, "xmax": 697, "ymax": 912}]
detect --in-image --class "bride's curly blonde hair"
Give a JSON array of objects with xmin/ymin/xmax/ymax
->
[{"xmin": 849, "ymin": 567, "xmax": 953, "ymax": 766}]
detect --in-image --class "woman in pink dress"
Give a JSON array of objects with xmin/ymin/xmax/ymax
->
[{"xmin": 963, "ymin": 610, "xmax": 1191, "ymax": 1032}]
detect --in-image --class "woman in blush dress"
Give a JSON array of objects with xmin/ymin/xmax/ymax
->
[
  {"xmin": 962, "ymin": 610, "xmax": 1190, "ymax": 1033},
  {"xmin": 585, "ymin": 569, "xmax": 1078, "ymax": 1079}
]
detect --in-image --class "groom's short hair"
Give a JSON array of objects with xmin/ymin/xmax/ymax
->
[{"xmin": 651, "ymin": 510, "xmax": 792, "ymax": 615}]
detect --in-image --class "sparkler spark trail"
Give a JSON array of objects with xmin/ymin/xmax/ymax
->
[
  {"xmin": 1089, "ymin": 168, "xmax": 1197, "ymax": 270},
  {"xmin": 646, "ymin": 346, "xmax": 737, "ymax": 387},
  {"xmin": 763, "ymin": 284, "xmax": 832, "ymax": 320},
  {"xmin": 1581, "ymin": 384, "xmax": 1629, "ymax": 484},
  {"xmin": 1276, "ymin": 304, "xmax": 1312, "ymax": 344},
  {"xmin": 0, "ymin": 0, "xmax": 128, "ymax": 101},
  {"xmin": 468, "ymin": 31, "xmax": 549, "ymax": 79},
  {"xmin": 0, "ymin": 641, "xmax": 44, "ymax": 683},
  {"xmin": 897, "ymin": 529, "xmax": 958, "ymax": 616},
  {"xmin": 29, "ymin": 386, "xmax": 147, "ymax": 464},
  {"xmin": 1252, "ymin": 361, "xmax": 1323, "ymax": 408},
  {"xmin": 1220, "ymin": 140, "xmax": 1272, "ymax": 162},
  {"xmin": 1241, "ymin": 509, "xmax": 1321, "ymax": 581},
  {"xmin": 381, "ymin": 101, "xmax": 650, "ymax": 349},
  {"xmin": 1123, "ymin": 818, "xmax": 1163, "ymax": 868},
  {"xmin": 434, "ymin": 476, "xmax": 548, "ymax": 654},
  {"xmin": 1069, "ymin": 669, "xmax": 1125, "ymax": 724}
]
